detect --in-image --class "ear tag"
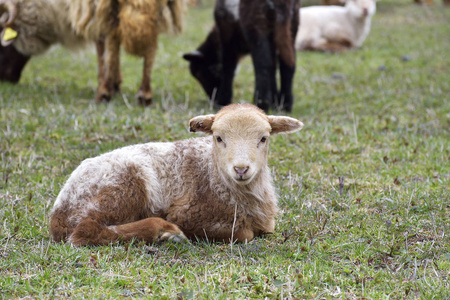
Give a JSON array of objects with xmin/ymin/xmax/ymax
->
[{"xmin": 3, "ymin": 28, "xmax": 18, "ymax": 41}]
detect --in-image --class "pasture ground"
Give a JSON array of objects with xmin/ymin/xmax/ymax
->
[{"xmin": 0, "ymin": 0, "xmax": 449, "ymax": 298}]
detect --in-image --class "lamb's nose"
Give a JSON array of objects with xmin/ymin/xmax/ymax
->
[
  {"xmin": 234, "ymin": 167, "xmax": 249, "ymax": 176},
  {"xmin": 363, "ymin": 8, "xmax": 368, "ymax": 16}
]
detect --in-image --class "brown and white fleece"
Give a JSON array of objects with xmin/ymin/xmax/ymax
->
[{"xmin": 50, "ymin": 104, "xmax": 303, "ymax": 246}]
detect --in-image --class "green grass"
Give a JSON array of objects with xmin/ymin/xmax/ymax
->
[{"xmin": 1, "ymin": 0, "xmax": 449, "ymax": 298}]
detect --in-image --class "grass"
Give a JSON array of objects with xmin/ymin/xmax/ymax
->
[{"xmin": 1, "ymin": 0, "xmax": 449, "ymax": 298}]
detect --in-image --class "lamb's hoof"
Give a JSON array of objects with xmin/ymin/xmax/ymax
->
[
  {"xmin": 169, "ymin": 235, "xmax": 188, "ymax": 243},
  {"xmin": 158, "ymin": 231, "xmax": 188, "ymax": 244}
]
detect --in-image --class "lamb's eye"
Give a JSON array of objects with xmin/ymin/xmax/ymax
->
[
  {"xmin": 260, "ymin": 137, "xmax": 267, "ymax": 143},
  {"xmin": 216, "ymin": 136, "xmax": 223, "ymax": 143}
]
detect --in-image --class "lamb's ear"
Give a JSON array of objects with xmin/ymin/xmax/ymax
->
[
  {"xmin": 189, "ymin": 114, "xmax": 215, "ymax": 133},
  {"xmin": 268, "ymin": 116, "xmax": 304, "ymax": 134},
  {"xmin": 183, "ymin": 51, "xmax": 204, "ymax": 62}
]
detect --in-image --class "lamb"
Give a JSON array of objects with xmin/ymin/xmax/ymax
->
[
  {"xmin": 183, "ymin": 0, "xmax": 300, "ymax": 112},
  {"xmin": 49, "ymin": 104, "xmax": 303, "ymax": 246},
  {"xmin": 295, "ymin": 0, "xmax": 377, "ymax": 52},
  {"xmin": 0, "ymin": 0, "xmax": 185, "ymax": 105}
]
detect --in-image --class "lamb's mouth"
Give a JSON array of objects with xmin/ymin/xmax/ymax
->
[{"xmin": 234, "ymin": 175, "xmax": 252, "ymax": 184}]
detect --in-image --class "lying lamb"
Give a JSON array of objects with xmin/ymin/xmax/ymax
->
[
  {"xmin": 295, "ymin": 0, "xmax": 377, "ymax": 52},
  {"xmin": 50, "ymin": 104, "xmax": 304, "ymax": 246},
  {"xmin": 0, "ymin": 0, "xmax": 185, "ymax": 105}
]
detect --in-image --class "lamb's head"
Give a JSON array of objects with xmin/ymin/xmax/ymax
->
[
  {"xmin": 346, "ymin": 0, "xmax": 377, "ymax": 18},
  {"xmin": 190, "ymin": 104, "xmax": 303, "ymax": 185}
]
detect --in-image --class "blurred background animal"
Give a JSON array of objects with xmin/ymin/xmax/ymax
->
[
  {"xmin": 183, "ymin": 0, "xmax": 300, "ymax": 112},
  {"xmin": 0, "ymin": 0, "xmax": 186, "ymax": 106},
  {"xmin": 295, "ymin": 0, "xmax": 377, "ymax": 52},
  {"xmin": 0, "ymin": 26, "xmax": 29, "ymax": 83}
]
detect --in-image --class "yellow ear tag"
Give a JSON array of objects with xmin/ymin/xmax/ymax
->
[{"xmin": 3, "ymin": 28, "xmax": 18, "ymax": 41}]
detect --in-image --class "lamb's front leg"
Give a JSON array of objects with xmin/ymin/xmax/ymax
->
[{"xmin": 69, "ymin": 217, "xmax": 187, "ymax": 246}]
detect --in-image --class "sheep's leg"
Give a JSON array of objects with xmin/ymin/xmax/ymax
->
[
  {"xmin": 246, "ymin": 34, "xmax": 277, "ymax": 112},
  {"xmin": 69, "ymin": 217, "xmax": 187, "ymax": 246},
  {"xmin": 96, "ymin": 39, "xmax": 105, "ymax": 93},
  {"xmin": 277, "ymin": 54, "xmax": 295, "ymax": 113},
  {"xmin": 239, "ymin": 3, "xmax": 277, "ymax": 111},
  {"xmin": 136, "ymin": 36, "xmax": 158, "ymax": 107},
  {"xmin": 274, "ymin": 0, "xmax": 299, "ymax": 112},
  {"xmin": 96, "ymin": 31, "xmax": 121, "ymax": 103},
  {"xmin": 214, "ymin": 19, "xmax": 241, "ymax": 107},
  {"xmin": 215, "ymin": 42, "xmax": 239, "ymax": 107}
]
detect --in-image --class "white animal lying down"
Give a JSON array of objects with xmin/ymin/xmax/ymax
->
[
  {"xmin": 50, "ymin": 104, "xmax": 304, "ymax": 246},
  {"xmin": 295, "ymin": 0, "xmax": 377, "ymax": 52}
]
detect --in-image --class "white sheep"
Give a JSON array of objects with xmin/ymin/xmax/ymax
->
[
  {"xmin": 49, "ymin": 104, "xmax": 304, "ymax": 246},
  {"xmin": 295, "ymin": 0, "xmax": 377, "ymax": 52},
  {"xmin": 0, "ymin": 0, "xmax": 185, "ymax": 105}
]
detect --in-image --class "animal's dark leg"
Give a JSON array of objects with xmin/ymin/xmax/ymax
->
[
  {"xmin": 239, "ymin": 0, "xmax": 278, "ymax": 112},
  {"xmin": 277, "ymin": 57, "xmax": 295, "ymax": 112},
  {"xmin": 214, "ymin": 10, "xmax": 242, "ymax": 107},
  {"xmin": 274, "ymin": 0, "xmax": 299, "ymax": 112},
  {"xmin": 215, "ymin": 44, "xmax": 239, "ymax": 107},
  {"xmin": 246, "ymin": 33, "xmax": 277, "ymax": 112}
]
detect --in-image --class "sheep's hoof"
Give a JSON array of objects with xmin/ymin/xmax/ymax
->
[
  {"xmin": 212, "ymin": 102, "xmax": 226, "ymax": 111},
  {"xmin": 255, "ymin": 100, "xmax": 271, "ymax": 113},
  {"xmin": 137, "ymin": 96, "xmax": 153, "ymax": 107},
  {"xmin": 137, "ymin": 91, "xmax": 153, "ymax": 107},
  {"xmin": 113, "ymin": 83, "xmax": 121, "ymax": 94},
  {"xmin": 96, "ymin": 93, "xmax": 112, "ymax": 104}
]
